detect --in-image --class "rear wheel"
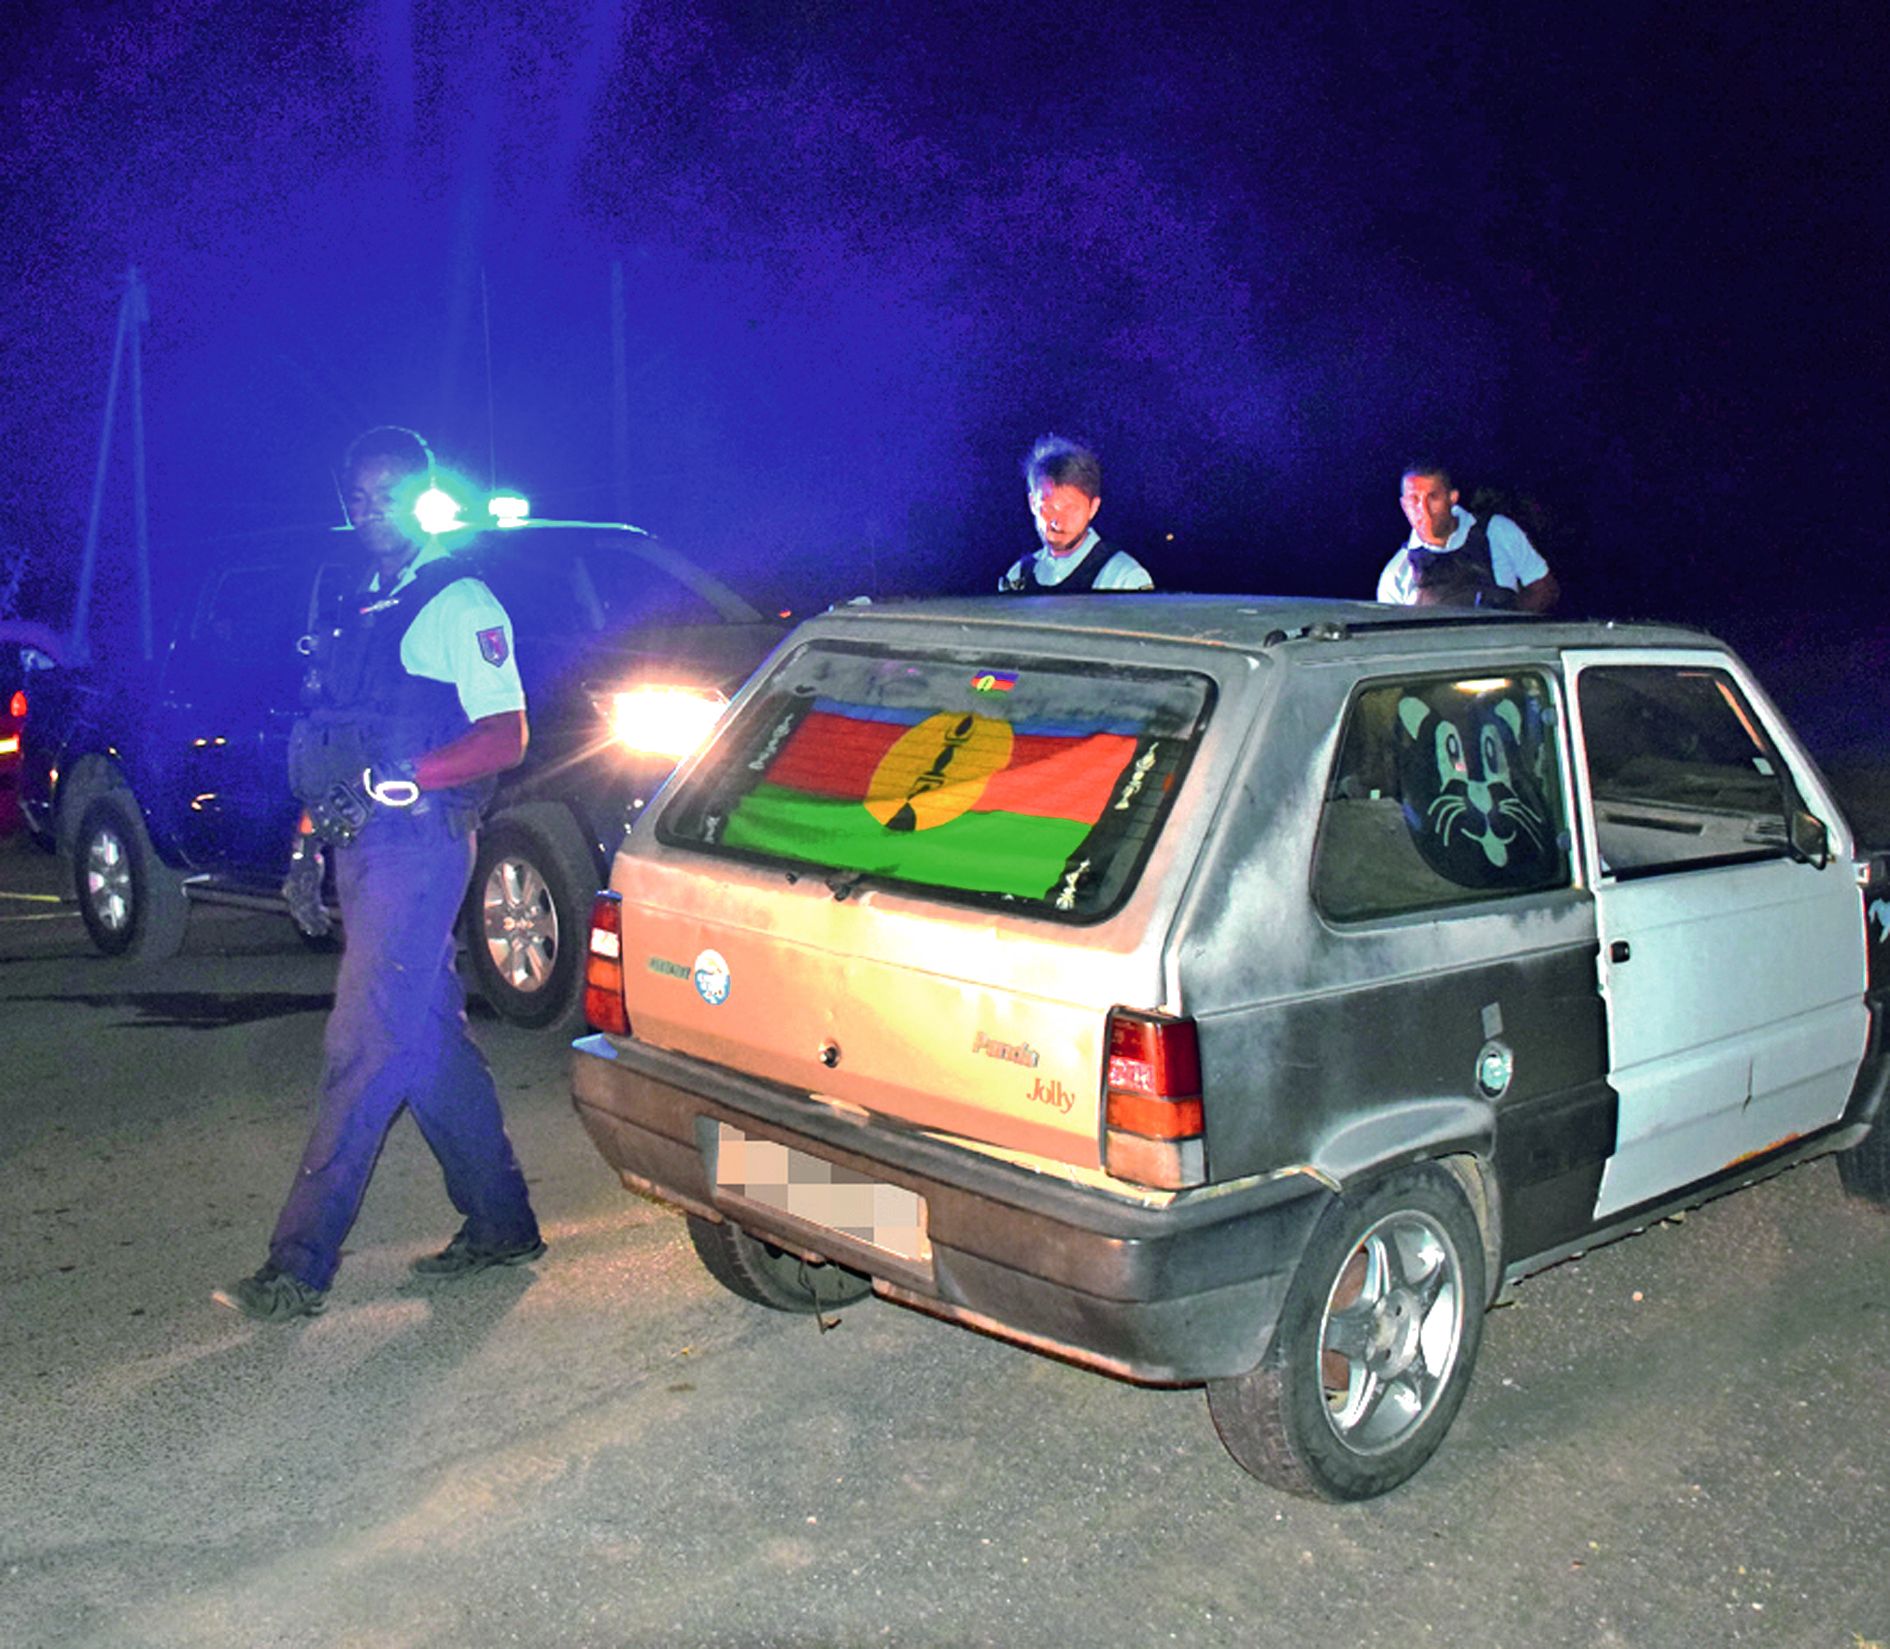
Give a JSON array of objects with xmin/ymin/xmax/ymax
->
[
  {"xmin": 1836, "ymin": 1119, "xmax": 1890, "ymax": 1208},
  {"xmin": 73, "ymin": 792, "xmax": 189, "ymax": 960},
  {"xmin": 686, "ymin": 1215, "xmax": 873, "ymax": 1313},
  {"xmin": 464, "ymin": 811, "xmax": 598, "ymax": 1029},
  {"xmin": 1207, "ymin": 1165, "xmax": 1486, "ymax": 1500}
]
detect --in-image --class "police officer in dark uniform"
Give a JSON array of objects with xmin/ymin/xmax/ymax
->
[{"xmin": 215, "ymin": 426, "xmax": 543, "ymax": 1321}]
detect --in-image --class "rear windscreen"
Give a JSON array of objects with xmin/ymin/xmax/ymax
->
[{"xmin": 657, "ymin": 641, "xmax": 1214, "ymax": 921}]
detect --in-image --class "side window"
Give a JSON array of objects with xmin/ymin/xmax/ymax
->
[
  {"xmin": 308, "ymin": 562, "xmax": 356, "ymax": 640},
  {"xmin": 1315, "ymin": 672, "xmax": 1571, "ymax": 921},
  {"xmin": 1577, "ymin": 666, "xmax": 1792, "ymax": 878},
  {"xmin": 477, "ymin": 557, "xmax": 591, "ymax": 646},
  {"xmin": 591, "ymin": 545, "xmax": 725, "ymax": 628},
  {"xmin": 189, "ymin": 565, "xmax": 317, "ymax": 696}
]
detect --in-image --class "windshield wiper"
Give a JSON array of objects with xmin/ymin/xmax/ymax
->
[{"xmin": 825, "ymin": 870, "xmax": 868, "ymax": 901}]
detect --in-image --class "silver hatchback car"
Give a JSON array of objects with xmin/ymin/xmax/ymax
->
[{"xmin": 571, "ymin": 595, "xmax": 1890, "ymax": 1500}]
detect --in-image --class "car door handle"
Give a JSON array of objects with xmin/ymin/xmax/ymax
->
[{"xmin": 1610, "ymin": 940, "xmax": 1631, "ymax": 963}]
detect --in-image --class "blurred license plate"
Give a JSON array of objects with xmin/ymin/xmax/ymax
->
[{"xmin": 714, "ymin": 1123, "xmax": 930, "ymax": 1263}]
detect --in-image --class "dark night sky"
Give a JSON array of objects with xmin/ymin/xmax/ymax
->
[{"xmin": 2, "ymin": 0, "xmax": 1885, "ymax": 652}]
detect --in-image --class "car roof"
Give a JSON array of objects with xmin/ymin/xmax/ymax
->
[{"xmin": 811, "ymin": 593, "xmax": 1720, "ymax": 658}]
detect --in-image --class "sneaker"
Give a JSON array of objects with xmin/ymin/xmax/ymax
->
[
  {"xmin": 212, "ymin": 1263, "xmax": 327, "ymax": 1322},
  {"xmin": 409, "ymin": 1230, "xmax": 547, "ymax": 1279}
]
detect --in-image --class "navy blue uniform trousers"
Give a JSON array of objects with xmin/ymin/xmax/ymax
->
[{"xmin": 269, "ymin": 818, "xmax": 539, "ymax": 1291}]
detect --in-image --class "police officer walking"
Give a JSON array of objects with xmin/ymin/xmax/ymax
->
[{"xmin": 215, "ymin": 426, "xmax": 543, "ymax": 1321}]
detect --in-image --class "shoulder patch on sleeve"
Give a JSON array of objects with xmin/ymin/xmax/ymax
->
[{"xmin": 477, "ymin": 627, "xmax": 510, "ymax": 667}]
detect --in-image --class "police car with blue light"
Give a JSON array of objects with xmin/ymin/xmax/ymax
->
[
  {"xmin": 569, "ymin": 592, "xmax": 1890, "ymax": 1499},
  {"xmin": 21, "ymin": 485, "xmax": 786, "ymax": 1026}
]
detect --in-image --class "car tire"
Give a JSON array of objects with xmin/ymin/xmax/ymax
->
[
  {"xmin": 464, "ymin": 809, "xmax": 599, "ymax": 1029},
  {"xmin": 1206, "ymin": 1164, "xmax": 1486, "ymax": 1501},
  {"xmin": 74, "ymin": 792, "xmax": 190, "ymax": 960},
  {"xmin": 686, "ymin": 1214, "xmax": 874, "ymax": 1313},
  {"xmin": 1836, "ymin": 1118, "xmax": 1890, "ymax": 1209}
]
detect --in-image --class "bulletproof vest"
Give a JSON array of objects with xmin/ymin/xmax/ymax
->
[
  {"xmin": 1008, "ymin": 538, "xmax": 1119, "ymax": 594},
  {"xmin": 293, "ymin": 556, "xmax": 494, "ymax": 835},
  {"xmin": 1405, "ymin": 517, "xmax": 1517, "ymax": 609}
]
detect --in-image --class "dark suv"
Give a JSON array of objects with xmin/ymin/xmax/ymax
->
[{"xmin": 22, "ymin": 519, "xmax": 785, "ymax": 1026}]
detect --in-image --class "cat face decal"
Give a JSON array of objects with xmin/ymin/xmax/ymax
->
[{"xmin": 1396, "ymin": 687, "xmax": 1556, "ymax": 889}]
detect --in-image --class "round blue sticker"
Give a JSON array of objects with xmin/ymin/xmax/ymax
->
[{"xmin": 692, "ymin": 948, "xmax": 732, "ymax": 1006}]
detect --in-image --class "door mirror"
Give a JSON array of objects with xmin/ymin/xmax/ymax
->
[{"xmin": 1789, "ymin": 808, "xmax": 1831, "ymax": 869}]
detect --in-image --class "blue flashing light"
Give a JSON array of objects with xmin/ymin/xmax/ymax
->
[
  {"xmin": 488, "ymin": 493, "xmax": 530, "ymax": 527},
  {"xmin": 413, "ymin": 485, "xmax": 465, "ymax": 535}
]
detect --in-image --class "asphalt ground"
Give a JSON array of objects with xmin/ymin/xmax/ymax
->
[{"xmin": 1, "ymin": 829, "xmax": 1887, "ymax": 1649}]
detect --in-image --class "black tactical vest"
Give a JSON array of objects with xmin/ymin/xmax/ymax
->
[
  {"xmin": 1005, "ymin": 538, "xmax": 1122, "ymax": 594},
  {"xmin": 1404, "ymin": 518, "xmax": 1517, "ymax": 609},
  {"xmin": 293, "ymin": 557, "xmax": 495, "ymax": 836}
]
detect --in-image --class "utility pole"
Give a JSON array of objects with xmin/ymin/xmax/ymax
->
[
  {"xmin": 73, "ymin": 267, "xmax": 153, "ymax": 662},
  {"xmin": 481, "ymin": 266, "xmax": 498, "ymax": 490},
  {"xmin": 610, "ymin": 260, "xmax": 631, "ymax": 520}
]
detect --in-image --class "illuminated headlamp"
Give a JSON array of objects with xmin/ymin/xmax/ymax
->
[
  {"xmin": 487, "ymin": 493, "xmax": 530, "ymax": 527},
  {"xmin": 592, "ymin": 684, "xmax": 729, "ymax": 759}
]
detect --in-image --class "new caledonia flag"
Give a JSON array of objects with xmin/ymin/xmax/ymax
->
[{"xmin": 722, "ymin": 697, "xmax": 1140, "ymax": 899}]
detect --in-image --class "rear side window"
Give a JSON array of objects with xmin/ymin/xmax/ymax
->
[
  {"xmin": 659, "ymin": 642, "xmax": 1213, "ymax": 921},
  {"xmin": 1576, "ymin": 665, "xmax": 1792, "ymax": 878},
  {"xmin": 1315, "ymin": 672, "xmax": 1571, "ymax": 921}
]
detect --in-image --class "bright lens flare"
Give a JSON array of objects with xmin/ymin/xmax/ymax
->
[
  {"xmin": 602, "ymin": 685, "xmax": 728, "ymax": 759},
  {"xmin": 413, "ymin": 486, "xmax": 465, "ymax": 534}
]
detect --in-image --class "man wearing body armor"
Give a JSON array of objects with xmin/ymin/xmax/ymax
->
[
  {"xmin": 1376, "ymin": 462, "xmax": 1559, "ymax": 612},
  {"xmin": 998, "ymin": 434, "xmax": 1154, "ymax": 593},
  {"xmin": 215, "ymin": 427, "xmax": 543, "ymax": 1321}
]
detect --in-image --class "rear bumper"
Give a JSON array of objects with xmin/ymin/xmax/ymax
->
[{"xmin": 570, "ymin": 1033, "xmax": 1330, "ymax": 1384}]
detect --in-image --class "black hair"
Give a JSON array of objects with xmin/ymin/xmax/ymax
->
[
  {"xmin": 1022, "ymin": 433, "xmax": 1103, "ymax": 499},
  {"xmin": 342, "ymin": 425, "xmax": 434, "ymax": 482},
  {"xmin": 1400, "ymin": 460, "xmax": 1454, "ymax": 490}
]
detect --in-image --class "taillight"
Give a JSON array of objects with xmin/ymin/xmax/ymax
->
[
  {"xmin": 583, "ymin": 891, "xmax": 631, "ymax": 1036},
  {"xmin": 7, "ymin": 690, "xmax": 24, "ymax": 720},
  {"xmin": 1103, "ymin": 1009, "xmax": 1205, "ymax": 1190}
]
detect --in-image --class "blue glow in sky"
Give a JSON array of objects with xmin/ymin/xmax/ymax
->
[{"xmin": 1, "ymin": 0, "xmax": 1884, "ymax": 639}]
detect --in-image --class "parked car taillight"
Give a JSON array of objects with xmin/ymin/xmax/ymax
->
[
  {"xmin": 1103, "ymin": 1009, "xmax": 1205, "ymax": 1190},
  {"xmin": 589, "ymin": 683, "xmax": 728, "ymax": 759},
  {"xmin": 584, "ymin": 890, "xmax": 631, "ymax": 1036},
  {"xmin": 7, "ymin": 690, "xmax": 24, "ymax": 720}
]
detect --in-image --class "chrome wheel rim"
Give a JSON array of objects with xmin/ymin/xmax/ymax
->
[
  {"xmin": 480, "ymin": 854, "xmax": 557, "ymax": 995},
  {"xmin": 1317, "ymin": 1209, "xmax": 1465, "ymax": 1455},
  {"xmin": 83, "ymin": 826, "xmax": 133, "ymax": 933}
]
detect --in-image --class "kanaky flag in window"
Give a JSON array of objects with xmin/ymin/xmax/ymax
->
[{"xmin": 723, "ymin": 700, "xmax": 1140, "ymax": 897}]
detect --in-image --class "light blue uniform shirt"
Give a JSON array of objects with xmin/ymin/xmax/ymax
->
[{"xmin": 372, "ymin": 542, "xmax": 527, "ymax": 723}]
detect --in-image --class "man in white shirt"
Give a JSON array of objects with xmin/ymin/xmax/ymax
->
[
  {"xmin": 999, "ymin": 434, "xmax": 1154, "ymax": 593},
  {"xmin": 1377, "ymin": 463, "xmax": 1559, "ymax": 612}
]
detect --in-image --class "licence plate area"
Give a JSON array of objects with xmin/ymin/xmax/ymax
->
[{"xmin": 713, "ymin": 1122, "xmax": 932, "ymax": 1264}]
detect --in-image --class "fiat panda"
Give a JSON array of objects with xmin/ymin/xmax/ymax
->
[{"xmin": 570, "ymin": 594, "xmax": 1890, "ymax": 1500}]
